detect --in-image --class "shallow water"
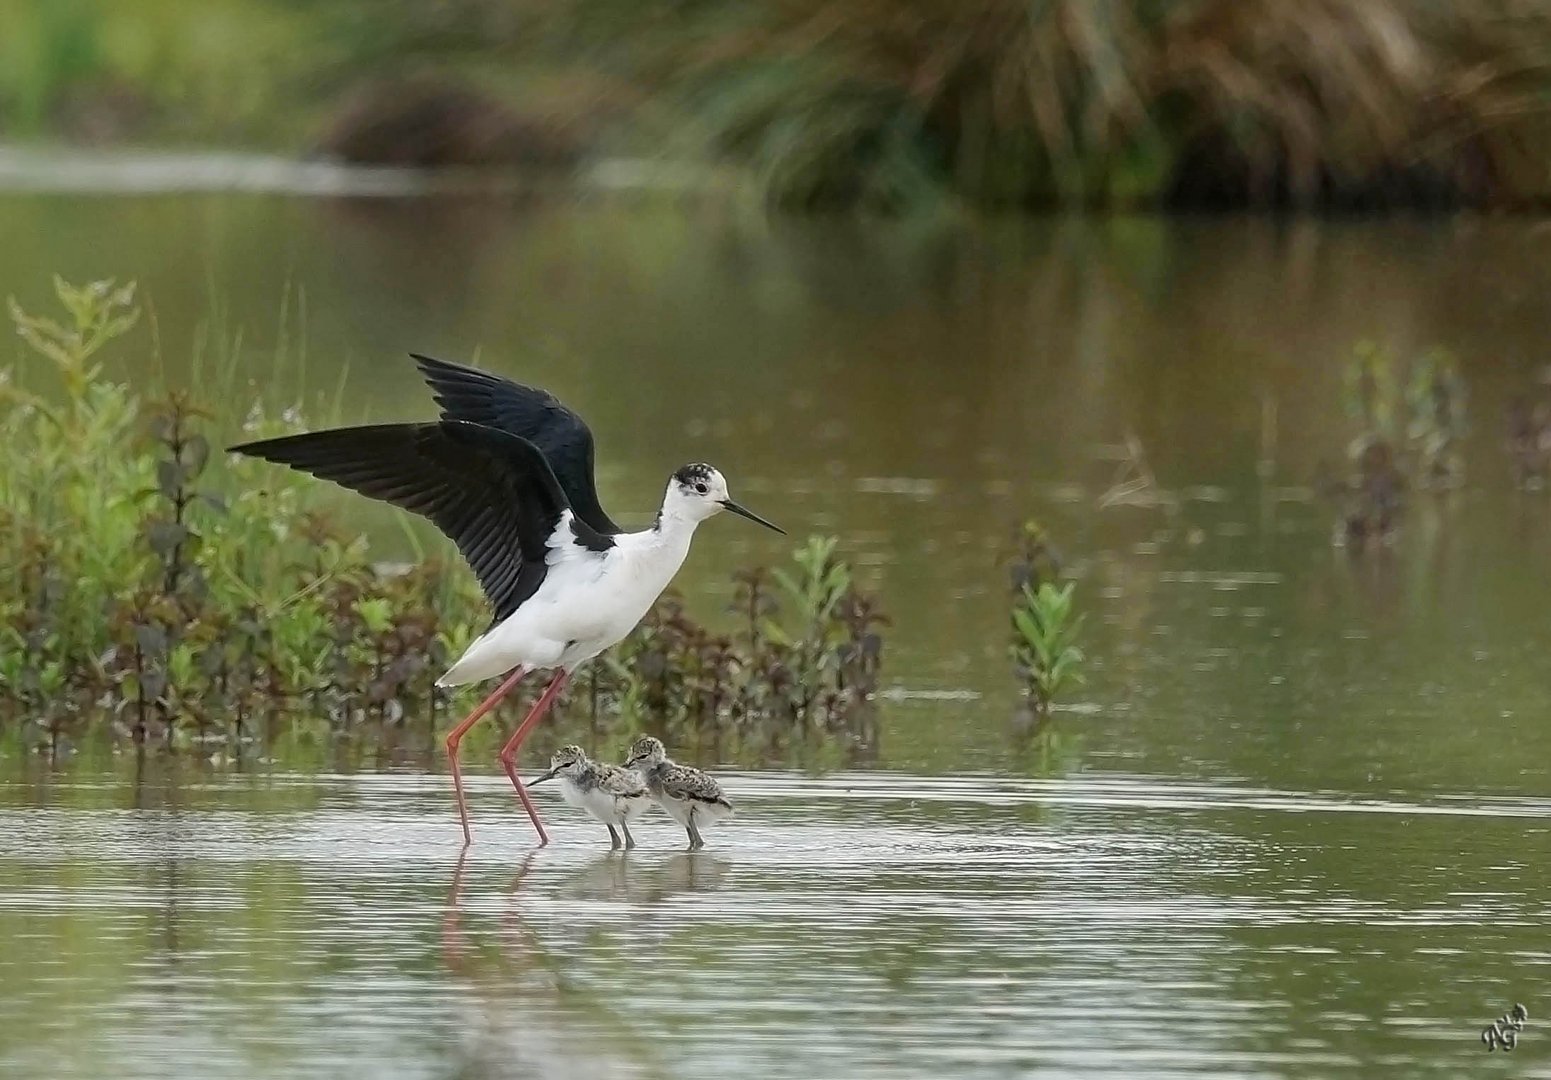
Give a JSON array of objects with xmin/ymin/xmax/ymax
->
[
  {"xmin": 3, "ymin": 179, "xmax": 1551, "ymax": 1074},
  {"xmin": 3, "ymin": 769, "xmax": 1547, "ymax": 1079}
]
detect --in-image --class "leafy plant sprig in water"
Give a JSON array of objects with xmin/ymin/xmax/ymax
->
[{"xmin": 1010, "ymin": 581, "xmax": 1086, "ymax": 720}]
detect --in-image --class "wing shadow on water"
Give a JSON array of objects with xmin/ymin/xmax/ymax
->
[{"xmin": 439, "ymin": 851, "xmax": 655, "ymax": 1080}]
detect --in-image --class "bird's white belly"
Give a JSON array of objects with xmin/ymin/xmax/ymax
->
[
  {"xmin": 656, "ymin": 793, "xmax": 692, "ymax": 828},
  {"xmin": 439, "ymin": 524, "xmax": 692, "ymax": 685},
  {"xmin": 694, "ymin": 800, "xmax": 734, "ymax": 827},
  {"xmin": 536, "ymin": 578, "xmax": 657, "ymax": 658},
  {"xmin": 559, "ymin": 778, "xmax": 623, "ymax": 824},
  {"xmin": 557, "ymin": 777, "xmax": 592, "ymax": 811},
  {"xmin": 654, "ymin": 792, "xmax": 731, "ymax": 830}
]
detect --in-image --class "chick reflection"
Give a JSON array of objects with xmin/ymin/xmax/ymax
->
[
  {"xmin": 543, "ymin": 849, "xmax": 733, "ymax": 906},
  {"xmin": 634, "ymin": 851, "xmax": 731, "ymax": 904},
  {"xmin": 552, "ymin": 851, "xmax": 637, "ymax": 903}
]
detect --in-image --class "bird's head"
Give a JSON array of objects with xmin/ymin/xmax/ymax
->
[
  {"xmin": 624, "ymin": 735, "xmax": 667, "ymax": 770},
  {"xmin": 530, "ymin": 744, "xmax": 588, "ymax": 785},
  {"xmin": 661, "ymin": 463, "xmax": 784, "ymax": 533}
]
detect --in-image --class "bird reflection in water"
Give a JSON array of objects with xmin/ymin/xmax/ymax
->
[
  {"xmin": 438, "ymin": 843, "xmax": 736, "ymax": 1078},
  {"xmin": 633, "ymin": 852, "xmax": 731, "ymax": 904},
  {"xmin": 439, "ymin": 851, "xmax": 651, "ymax": 1080}
]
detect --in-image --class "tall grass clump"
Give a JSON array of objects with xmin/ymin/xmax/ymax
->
[
  {"xmin": 10, "ymin": 2, "xmax": 1551, "ymax": 209},
  {"xmin": 0, "ymin": 277, "xmax": 885, "ymax": 762},
  {"xmin": 562, "ymin": 0, "xmax": 1551, "ymax": 210}
]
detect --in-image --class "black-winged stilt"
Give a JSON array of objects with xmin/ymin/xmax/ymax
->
[
  {"xmin": 529, "ymin": 744, "xmax": 651, "ymax": 849},
  {"xmin": 624, "ymin": 735, "xmax": 733, "ymax": 850},
  {"xmin": 231, "ymin": 354, "xmax": 782, "ymax": 845}
]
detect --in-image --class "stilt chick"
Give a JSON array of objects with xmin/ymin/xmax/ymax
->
[
  {"xmin": 624, "ymin": 736, "xmax": 733, "ymax": 850},
  {"xmin": 531, "ymin": 745, "xmax": 651, "ymax": 849}
]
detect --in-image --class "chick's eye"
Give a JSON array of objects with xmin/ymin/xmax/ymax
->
[{"xmin": 695, "ymin": 482, "xmax": 708, "ymax": 495}]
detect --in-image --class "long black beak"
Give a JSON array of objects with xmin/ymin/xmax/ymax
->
[
  {"xmin": 529, "ymin": 767, "xmax": 558, "ymax": 785},
  {"xmin": 721, "ymin": 499, "xmax": 785, "ymax": 534}
]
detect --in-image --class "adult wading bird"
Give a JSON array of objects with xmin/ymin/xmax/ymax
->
[{"xmin": 231, "ymin": 354, "xmax": 783, "ymax": 845}]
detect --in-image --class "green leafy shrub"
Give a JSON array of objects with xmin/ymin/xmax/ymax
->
[{"xmin": 0, "ymin": 277, "xmax": 885, "ymax": 762}]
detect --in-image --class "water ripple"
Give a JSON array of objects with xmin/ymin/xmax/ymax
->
[{"xmin": 0, "ymin": 771, "xmax": 1543, "ymax": 1079}]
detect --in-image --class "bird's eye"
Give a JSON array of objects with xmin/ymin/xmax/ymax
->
[{"xmin": 694, "ymin": 482, "xmax": 708, "ymax": 495}]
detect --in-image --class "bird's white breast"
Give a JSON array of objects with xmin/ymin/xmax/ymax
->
[
  {"xmin": 654, "ymin": 792, "xmax": 692, "ymax": 827},
  {"xmin": 441, "ymin": 511, "xmax": 698, "ymax": 681},
  {"xmin": 524, "ymin": 516, "xmax": 694, "ymax": 660},
  {"xmin": 556, "ymin": 776, "xmax": 593, "ymax": 811},
  {"xmin": 558, "ymin": 776, "xmax": 626, "ymax": 823}
]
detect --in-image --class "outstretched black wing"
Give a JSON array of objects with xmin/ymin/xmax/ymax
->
[
  {"xmin": 411, "ymin": 353, "xmax": 620, "ymax": 536},
  {"xmin": 231, "ymin": 420, "xmax": 613, "ymax": 625}
]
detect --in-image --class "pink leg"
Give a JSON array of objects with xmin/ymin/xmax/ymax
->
[
  {"xmin": 444, "ymin": 666, "xmax": 527, "ymax": 846},
  {"xmin": 498, "ymin": 669, "xmax": 570, "ymax": 846}
]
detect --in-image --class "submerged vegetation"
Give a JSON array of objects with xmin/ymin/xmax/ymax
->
[
  {"xmin": 1318, "ymin": 340, "xmax": 1467, "ymax": 548},
  {"xmin": 0, "ymin": 278, "xmax": 884, "ymax": 762},
  {"xmin": 1506, "ymin": 381, "xmax": 1551, "ymax": 491},
  {"xmin": 5, "ymin": 1, "xmax": 1551, "ymax": 210}
]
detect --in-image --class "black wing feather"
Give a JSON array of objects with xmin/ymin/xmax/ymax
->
[
  {"xmin": 411, "ymin": 353, "xmax": 620, "ymax": 535},
  {"xmin": 230, "ymin": 420, "xmax": 611, "ymax": 625}
]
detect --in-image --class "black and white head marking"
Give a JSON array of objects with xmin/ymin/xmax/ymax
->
[
  {"xmin": 654, "ymin": 461, "xmax": 782, "ymax": 533},
  {"xmin": 672, "ymin": 462, "xmax": 718, "ymax": 496}
]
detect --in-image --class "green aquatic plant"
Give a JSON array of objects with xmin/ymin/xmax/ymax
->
[
  {"xmin": 0, "ymin": 277, "xmax": 885, "ymax": 763},
  {"xmin": 1010, "ymin": 581, "xmax": 1086, "ymax": 720},
  {"xmin": 593, "ymin": 536, "xmax": 886, "ymax": 747}
]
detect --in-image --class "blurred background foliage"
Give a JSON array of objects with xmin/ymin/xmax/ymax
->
[{"xmin": 3, "ymin": 0, "xmax": 1551, "ymax": 210}]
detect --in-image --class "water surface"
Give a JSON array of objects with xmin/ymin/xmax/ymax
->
[
  {"xmin": 2, "ymin": 181, "xmax": 1551, "ymax": 1076},
  {"xmin": 2, "ymin": 770, "xmax": 1547, "ymax": 1078}
]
